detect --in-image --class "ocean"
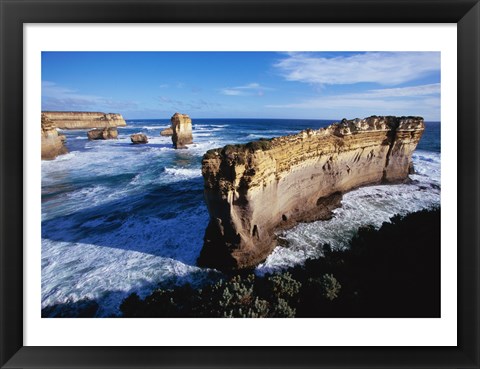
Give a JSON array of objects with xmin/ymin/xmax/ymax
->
[{"xmin": 41, "ymin": 119, "xmax": 441, "ymax": 317}]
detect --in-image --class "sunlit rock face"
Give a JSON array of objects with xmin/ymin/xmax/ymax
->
[
  {"xmin": 198, "ymin": 116, "xmax": 425, "ymax": 270},
  {"xmin": 41, "ymin": 113, "xmax": 68, "ymax": 160},
  {"xmin": 42, "ymin": 111, "xmax": 126, "ymax": 129},
  {"xmin": 171, "ymin": 113, "xmax": 193, "ymax": 149}
]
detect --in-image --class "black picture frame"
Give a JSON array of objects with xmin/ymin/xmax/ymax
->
[{"xmin": 1, "ymin": 0, "xmax": 479, "ymax": 368}]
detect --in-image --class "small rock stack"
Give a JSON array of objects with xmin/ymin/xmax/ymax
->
[
  {"xmin": 171, "ymin": 112, "xmax": 193, "ymax": 149},
  {"xmin": 130, "ymin": 133, "xmax": 148, "ymax": 144}
]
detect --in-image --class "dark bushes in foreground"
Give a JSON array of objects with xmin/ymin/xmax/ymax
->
[{"xmin": 120, "ymin": 208, "xmax": 440, "ymax": 318}]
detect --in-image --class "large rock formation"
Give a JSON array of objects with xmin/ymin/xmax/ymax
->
[
  {"xmin": 87, "ymin": 127, "xmax": 118, "ymax": 140},
  {"xmin": 41, "ymin": 113, "xmax": 68, "ymax": 160},
  {"xmin": 171, "ymin": 113, "xmax": 193, "ymax": 149},
  {"xmin": 42, "ymin": 111, "xmax": 126, "ymax": 129},
  {"xmin": 198, "ymin": 116, "xmax": 425, "ymax": 270}
]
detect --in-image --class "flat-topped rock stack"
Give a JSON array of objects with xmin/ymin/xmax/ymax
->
[
  {"xmin": 198, "ymin": 116, "xmax": 425, "ymax": 270},
  {"xmin": 42, "ymin": 111, "xmax": 126, "ymax": 130},
  {"xmin": 171, "ymin": 112, "xmax": 193, "ymax": 149},
  {"xmin": 41, "ymin": 113, "xmax": 68, "ymax": 160}
]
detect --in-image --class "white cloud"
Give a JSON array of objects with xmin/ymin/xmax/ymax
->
[
  {"xmin": 235, "ymin": 82, "xmax": 260, "ymax": 89},
  {"xmin": 356, "ymin": 83, "xmax": 440, "ymax": 98},
  {"xmin": 42, "ymin": 81, "xmax": 137, "ymax": 111},
  {"xmin": 266, "ymin": 83, "xmax": 440, "ymax": 120},
  {"xmin": 221, "ymin": 82, "xmax": 272, "ymax": 96},
  {"xmin": 267, "ymin": 84, "xmax": 440, "ymax": 108},
  {"xmin": 158, "ymin": 95, "xmax": 223, "ymax": 112},
  {"xmin": 275, "ymin": 52, "xmax": 440, "ymax": 86},
  {"xmin": 222, "ymin": 89, "xmax": 244, "ymax": 96}
]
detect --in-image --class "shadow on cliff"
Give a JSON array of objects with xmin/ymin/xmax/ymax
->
[{"xmin": 41, "ymin": 176, "xmax": 208, "ymax": 266}]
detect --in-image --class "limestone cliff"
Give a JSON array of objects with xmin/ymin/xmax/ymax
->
[
  {"xmin": 42, "ymin": 111, "xmax": 126, "ymax": 129},
  {"xmin": 41, "ymin": 113, "xmax": 68, "ymax": 160},
  {"xmin": 198, "ymin": 116, "xmax": 425, "ymax": 270},
  {"xmin": 171, "ymin": 113, "xmax": 193, "ymax": 149}
]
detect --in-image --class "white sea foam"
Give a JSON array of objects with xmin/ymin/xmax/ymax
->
[
  {"xmin": 141, "ymin": 125, "xmax": 169, "ymax": 130},
  {"xmin": 193, "ymin": 126, "xmax": 225, "ymax": 132},
  {"xmin": 194, "ymin": 124, "xmax": 227, "ymax": 128},
  {"xmin": 41, "ymin": 204, "xmax": 215, "ymax": 316},
  {"xmin": 164, "ymin": 167, "xmax": 202, "ymax": 180}
]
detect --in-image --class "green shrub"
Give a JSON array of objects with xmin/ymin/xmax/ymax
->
[
  {"xmin": 320, "ymin": 274, "xmax": 342, "ymax": 301},
  {"xmin": 271, "ymin": 298, "xmax": 296, "ymax": 317},
  {"xmin": 268, "ymin": 272, "xmax": 301, "ymax": 300}
]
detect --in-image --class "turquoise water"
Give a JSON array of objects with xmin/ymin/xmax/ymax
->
[{"xmin": 41, "ymin": 119, "xmax": 440, "ymax": 316}]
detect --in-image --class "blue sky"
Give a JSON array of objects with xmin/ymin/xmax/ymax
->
[{"xmin": 42, "ymin": 51, "xmax": 441, "ymax": 120}]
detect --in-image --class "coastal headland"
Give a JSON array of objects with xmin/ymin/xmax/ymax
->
[
  {"xmin": 198, "ymin": 116, "xmax": 425, "ymax": 270},
  {"xmin": 42, "ymin": 111, "xmax": 126, "ymax": 129}
]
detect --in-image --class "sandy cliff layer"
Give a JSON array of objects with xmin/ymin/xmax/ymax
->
[
  {"xmin": 42, "ymin": 111, "xmax": 126, "ymax": 129},
  {"xmin": 171, "ymin": 113, "xmax": 193, "ymax": 149},
  {"xmin": 41, "ymin": 114, "xmax": 68, "ymax": 160},
  {"xmin": 198, "ymin": 116, "xmax": 425, "ymax": 270}
]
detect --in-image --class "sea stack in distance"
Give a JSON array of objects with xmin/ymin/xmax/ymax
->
[
  {"xmin": 41, "ymin": 113, "xmax": 68, "ymax": 160},
  {"xmin": 42, "ymin": 111, "xmax": 126, "ymax": 130},
  {"xmin": 198, "ymin": 116, "xmax": 425, "ymax": 270},
  {"xmin": 87, "ymin": 127, "xmax": 118, "ymax": 140},
  {"xmin": 131, "ymin": 133, "xmax": 148, "ymax": 144},
  {"xmin": 171, "ymin": 112, "xmax": 193, "ymax": 149}
]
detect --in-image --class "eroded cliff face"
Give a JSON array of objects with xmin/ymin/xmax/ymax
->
[
  {"xmin": 42, "ymin": 111, "xmax": 126, "ymax": 129},
  {"xmin": 171, "ymin": 113, "xmax": 193, "ymax": 149},
  {"xmin": 41, "ymin": 114, "xmax": 68, "ymax": 160},
  {"xmin": 198, "ymin": 116, "xmax": 425, "ymax": 270}
]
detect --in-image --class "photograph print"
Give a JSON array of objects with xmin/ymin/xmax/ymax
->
[{"xmin": 41, "ymin": 51, "xmax": 440, "ymax": 318}]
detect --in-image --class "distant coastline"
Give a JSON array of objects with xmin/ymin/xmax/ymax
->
[{"xmin": 42, "ymin": 111, "xmax": 126, "ymax": 130}]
